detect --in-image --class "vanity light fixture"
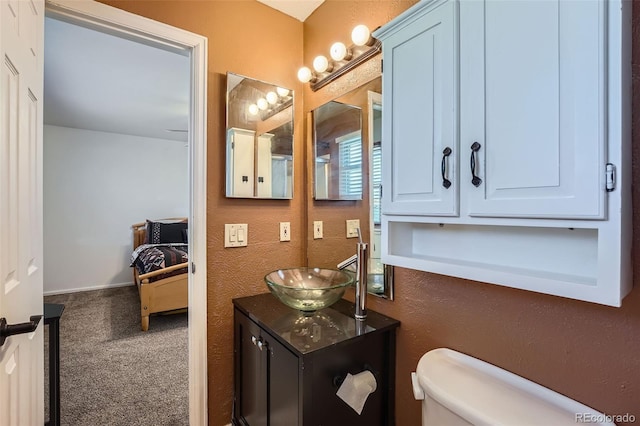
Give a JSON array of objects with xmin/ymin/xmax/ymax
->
[
  {"xmin": 330, "ymin": 42, "xmax": 352, "ymax": 61},
  {"xmin": 297, "ymin": 24, "xmax": 381, "ymax": 91},
  {"xmin": 297, "ymin": 66, "xmax": 316, "ymax": 84},
  {"xmin": 276, "ymin": 87, "xmax": 290, "ymax": 97},
  {"xmin": 313, "ymin": 55, "xmax": 333, "ymax": 73},
  {"xmin": 266, "ymin": 91, "xmax": 278, "ymax": 105},
  {"xmin": 351, "ymin": 24, "xmax": 374, "ymax": 47},
  {"xmin": 257, "ymin": 98, "xmax": 269, "ymax": 110},
  {"xmin": 246, "ymin": 90, "xmax": 293, "ymax": 121}
]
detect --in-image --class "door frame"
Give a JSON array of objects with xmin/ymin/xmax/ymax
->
[{"xmin": 44, "ymin": 1, "xmax": 208, "ymax": 423}]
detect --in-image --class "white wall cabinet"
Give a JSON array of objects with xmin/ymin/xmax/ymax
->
[
  {"xmin": 380, "ymin": 0, "xmax": 458, "ymax": 217},
  {"xmin": 373, "ymin": 0, "xmax": 632, "ymax": 307}
]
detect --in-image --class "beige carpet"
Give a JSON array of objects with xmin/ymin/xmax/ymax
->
[{"xmin": 44, "ymin": 285, "xmax": 188, "ymax": 425}]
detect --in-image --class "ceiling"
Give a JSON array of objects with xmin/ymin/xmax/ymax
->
[
  {"xmin": 257, "ymin": 0, "xmax": 324, "ymax": 21},
  {"xmin": 44, "ymin": 17, "xmax": 190, "ymax": 142},
  {"xmin": 43, "ymin": 1, "xmax": 323, "ymax": 143}
]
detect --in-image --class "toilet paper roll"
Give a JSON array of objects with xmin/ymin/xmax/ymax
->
[{"xmin": 336, "ymin": 370, "xmax": 377, "ymax": 415}]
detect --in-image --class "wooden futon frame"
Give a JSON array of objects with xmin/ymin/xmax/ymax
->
[{"xmin": 132, "ymin": 220, "xmax": 188, "ymax": 331}]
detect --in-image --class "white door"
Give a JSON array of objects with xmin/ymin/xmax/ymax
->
[
  {"xmin": 1, "ymin": 0, "xmax": 45, "ymax": 424},
  {"xmin": 381, "ymin": 0, "xmax": 457, "ymax": 217},
  {"xmin": 462, "ymin": 0, "xmax": 606, "ymax": 219}
]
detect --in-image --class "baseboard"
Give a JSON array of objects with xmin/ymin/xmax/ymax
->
[{"xmin": 43, "ymin": 281, "xmax": 135, "ymax": 296}]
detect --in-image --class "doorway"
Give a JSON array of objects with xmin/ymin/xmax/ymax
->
[{"xmin": 44, "ymin": 1, "xmax": 207, "ymax": 423}]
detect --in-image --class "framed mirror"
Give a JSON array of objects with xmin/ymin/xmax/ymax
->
[
  {"xmin": 307, "ymin": 76, "xmax": 393, "ymax": 299},
  {"xmin": 313, "ymin": 101, "xmax": 363, "ymax": 200},
  {"xmin": 366, "ymin": 88, "xmax": 393, "ymax": 299},
  {"xmin": 226, "ymin": 72, "xmax": 294, "ymax": 199}
]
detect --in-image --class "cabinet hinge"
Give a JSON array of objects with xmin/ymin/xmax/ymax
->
[
  {"xmin": 191, "ymin": 262, "xmax": 196, "ymax": 274},
  {"xmin": 606, "ymin": 163, "xmax": 616, "ymax": 192},
  {"xmin": 381, "ymin": 59, "xmax": 383, "ymax": 74}
]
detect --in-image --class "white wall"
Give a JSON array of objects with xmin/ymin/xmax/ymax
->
[{"xmin": 43, "ymin": 125, "xmax": 188, "ymax": 294}]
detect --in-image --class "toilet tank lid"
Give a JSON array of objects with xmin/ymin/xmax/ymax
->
[{"xmin": 416, "ymin": 348, "xmax": 614, "ymax": 426}]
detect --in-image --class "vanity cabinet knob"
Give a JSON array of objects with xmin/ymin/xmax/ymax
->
[
  {"xmin": 257, "ymin": 339, "xmax": 266, "ymax": 351},
  {"xmin": 251, "ymin": 335, "xmax": 258, "ymax": 346}
]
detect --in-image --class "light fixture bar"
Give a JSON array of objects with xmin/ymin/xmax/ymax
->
[
  {"xmin": 309, "ymin": 39, "xmax": 381, "ymax": 92},
  {"xmin": 259, "ymin": 97, "xmax": 293, "ymax": 121}
]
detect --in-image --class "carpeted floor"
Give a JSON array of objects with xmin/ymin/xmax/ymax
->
[{"xmin": 44, "ymin": 285, "xmax": 188, "ymax": 425}]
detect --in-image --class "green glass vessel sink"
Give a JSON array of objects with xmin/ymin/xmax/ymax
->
[{"xmin": 264, "ymin": 267, "xmax": 355, "ymax": 313}]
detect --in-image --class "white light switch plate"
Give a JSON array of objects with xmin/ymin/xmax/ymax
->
[
  {"xmin": 313, "ymin": 221, "xmax": 323, "ymax": 239},
  {"xmin": 280, "ymin": 222, "xmax": 291, "ymax": 242},
  {"xmin": 225, "ymin": 223, "xmax": 248, "ymax": 247},
  {"xmin": 346, "ymin": 219, "xmax": 360, "ymax": 238}
]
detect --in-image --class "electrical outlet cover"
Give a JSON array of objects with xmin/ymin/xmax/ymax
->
[
  {"xmin": 346, "ymin": 219, "xmax": 360, "ymax": 238},
  {"xmin": 313, "ymin": 221, "xmax": 323, "ymax": 239},
  {"xmin": 280, "ymin": 222, "xmax": 291, "ymax": 241}
]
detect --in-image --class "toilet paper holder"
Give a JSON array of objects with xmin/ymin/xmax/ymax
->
[{"xmin": 333, "ymin": 364, "xmax": 377, "ymax": 389}]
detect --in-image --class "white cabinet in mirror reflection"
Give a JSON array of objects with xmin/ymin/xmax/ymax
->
[{"xmin": 227, "ymin": 128, "xmax": 255, "ymax": 198}]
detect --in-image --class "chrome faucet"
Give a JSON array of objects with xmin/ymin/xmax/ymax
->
[{"xmin": 337, "ymin": 229, "xmax": 368, "ymax": 320}]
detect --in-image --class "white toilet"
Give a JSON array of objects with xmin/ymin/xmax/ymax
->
[{"xmin": 412, "ymin": 348, "xmax": 615, "ymax": 425}]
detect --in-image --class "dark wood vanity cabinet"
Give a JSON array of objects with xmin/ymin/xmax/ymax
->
[{"xmin": 233, "ymin": 293, "xmax": 400, "ymax": 426}]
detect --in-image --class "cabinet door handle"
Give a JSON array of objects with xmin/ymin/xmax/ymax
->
[
  {"xmin": 441, "ymin": 147, "xmax": 452, "ymax": 189},
  {"xmin": 470, "ymin": 142, "xmax": 482, "ymax": 187},
  {"xmin": 251, "ymin": 335, "xmax": 257, "ymax": 346}
]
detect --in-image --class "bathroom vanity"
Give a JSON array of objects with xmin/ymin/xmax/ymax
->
[{"xmin": 232, "ymin": 293, "xmax": 400, "ymax": 426}]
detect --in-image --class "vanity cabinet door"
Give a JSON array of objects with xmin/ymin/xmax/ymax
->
[
  {"xmin": 381, "ymin": 0, "xmax": 457, "ymax": 217},
  {"xmin": 234, "ymin": 309, "xmax": 300, "ymax": 426},
  {"xmin": 461, "ymin": 0, "xmax": 606, "ymax": 219},
  {"xmin": 266, "ymin": 333, "xmax": 300, "ymax": 425},
  {"xmin": 234, "ymin": 310, "xmax": 268, "ymax": 426}
]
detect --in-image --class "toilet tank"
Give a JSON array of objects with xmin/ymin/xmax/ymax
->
[{"xmin": 412, "ymin": 348, "xmax": 615, "ymax": 426}]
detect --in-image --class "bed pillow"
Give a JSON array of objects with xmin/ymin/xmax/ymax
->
[{"xmin": 145, "ymin": 220, "xmax": 188, "ymax": 244}]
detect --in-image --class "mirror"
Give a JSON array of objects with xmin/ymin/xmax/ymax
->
[
  {"xmin": 367, "ymin": 88, "xmax": 394, "ymax": 299},
  {"xmin": 226, "ymin": 72, "xmax": 294, "ymax": 199},
  {"xmin": 308, "ymin": 76, "xmax": 393, "ymax": 299},
  {"xmin": 313, "ymin": 101, "xmax": 363, "ymax": 200}
]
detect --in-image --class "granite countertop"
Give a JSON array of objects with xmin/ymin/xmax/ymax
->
[{"xmin": 233, "ymin": 293, "xmax": 400, "ymax": 355}]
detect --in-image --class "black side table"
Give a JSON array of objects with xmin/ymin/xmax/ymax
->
[{"xmin": 44, "ymin": 303, "xmax": 64, "ymax": 426}]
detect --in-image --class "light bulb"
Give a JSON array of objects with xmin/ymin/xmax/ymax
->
[
  {"xmin": 330, "ymin": 42, "xmax": 351, "ymax": 61},
  {"xmin": 248, "ymin": 104, "xmax": 259, "ymax": 115},
  {"xmin": 297, "ymin": 66, "xmax": 313, "ymax": 83},
  {"xmin": 266, "ymin": 91, "xmax": 278, "ymax": 105},
  {"xmin": 276, "ymin": 87, "xmax": 290, "ymax": 97},
  {"xmin": 313, "ymin": 55, "xmax": 332, "ymax": 73},
  {"xmin": 257, "ymin": 98, "xmax": 268, "ymax": 110},
  {"xmin": 352, "ymin": 24, "xmax": 372, "ymax": 46}
]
